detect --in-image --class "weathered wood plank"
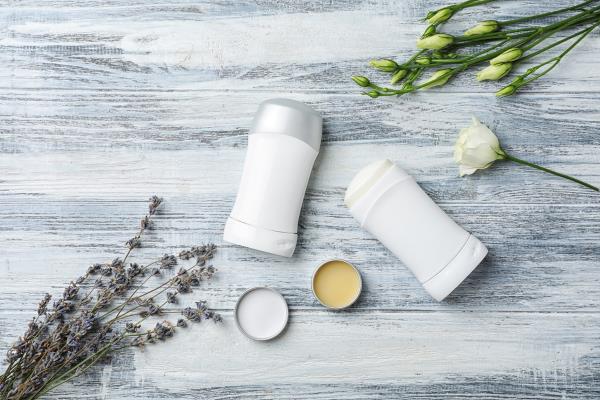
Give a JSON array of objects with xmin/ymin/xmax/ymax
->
[
  {"xmin": 1, "ymin": 91, "xmax": 599, "ymax": 153},
  {"xmin": 1, "ymin": 191, "xmax": 599, "ymax": 311},
  {"xmin": 1, "ymin": 143, "xmax": 598, "ymax": 203},
  {"xmin": 1, "ymin": 0, "xmax": 599, "ymax": 398},
  {"xmin": 0, "ymin": 1, "xmax": 599, "ymax": 92},
  {"xmin": 1, "ymin": 311, "xmax": 599, "ymax": 399}
]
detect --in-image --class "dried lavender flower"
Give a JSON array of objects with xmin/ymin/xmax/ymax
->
[
  {"xmin": 148, "ymin": 195, "xmax": 162, "ymax": 215},
  {"xmin": 182, "ymin": 307, "xmax": 202, "ymax": 322},
  {"xmin": 100, "ymin": 265, "xmax": 112, "ymax": 276},
  {"xmin": 147, "ymin": 304, "xmax": 160, "ymax": 315},
  {"xmin": 153, "ymin": 321, "xmax": 174, "ymax": 340},
  {"xmin": 140, "ymin": 215, "xmax": 151, "ymax": 230},
  {"xmin": 160, "ymin": 254, "xmax": 177, "ymax": 269},
  {"xmin": 125, "ymin": 322, "xmax": 141, "ymax": 333},
  {"xmin": 0, "ymin": 196, "xmax": 219, "ymax": 400},
  {"xmin": 125, "ymin": 237, "xmax": 141, "ymax": 250},
  {"xmin": 62, "ymin": 282, "xmax": 79, "ymax": 301},
  {"xmin": 37, "ymin": 293, "xmax": 52, "ymax": 316},
  {"xmin": 127, "ymin": 263, "xmax": 143, "ymax": 278},
  {"xmin": 110, "ymin": 258, "xmax": 124, "ymax": 271},
  {"xmin": 176, "ymin": 282, "xmax": 191, "ymax": 294},
  {"xmin": 178, "ymin": 249, "xmax": 194, "ymax": 260},
  {"xmin": 207, "ymin": 312, "xmax": 223, "ymax": 324},
  {"xmin": 87, "ymin": 263, "xmax": 102, "ymax": 275},
  {"xmin": 166, "ymin": 292, "xmax": 178, "ymax": 304}
]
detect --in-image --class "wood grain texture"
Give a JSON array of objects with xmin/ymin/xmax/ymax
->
[{"xmin": 1, "ymin": 0, "xmax": 599, "ymax": 399}]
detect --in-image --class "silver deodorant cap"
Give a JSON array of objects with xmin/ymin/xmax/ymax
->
[{"xmin": 250, "ymin": 98, "xmax": 322, "ymax": 151}]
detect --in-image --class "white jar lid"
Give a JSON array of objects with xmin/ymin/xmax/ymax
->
[{"xmin": 235, "ymin": 287, "xmax": 289, "ymax": 341}]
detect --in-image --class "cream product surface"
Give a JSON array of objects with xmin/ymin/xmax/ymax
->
[
  {"xmin": 312, "ymin": 259, "xmax": 362, "ymax": 309},
  {"xmin": 223, "ymin": 98, "xmax": 322, "ymax": 257},
  {"xmin": 345, "ymin": 159, "xmax": 488, "ymax": 301},
  {"xmin": 235, "ymin": 287, "xmax": 289, "ymax": 341}
]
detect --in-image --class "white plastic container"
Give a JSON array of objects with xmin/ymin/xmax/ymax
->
[
  {"xmin": 224, "ymin": 99, "xmax": 322, "ymax": 257},
  {"xmin": 345, "ymin": 159, "xmax": 488, "ymax": 301}
]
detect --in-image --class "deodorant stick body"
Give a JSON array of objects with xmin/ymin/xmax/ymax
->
[
  {"xmin": 345, "ymin": 159, "xmax": 487, "ymax": 301},
  {"xmin": 224, "ymin": 99, "xmax": 322, "ymax": 257}
]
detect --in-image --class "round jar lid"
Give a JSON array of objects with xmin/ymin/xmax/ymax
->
[{"xmin": 235, "ymin": 287, "xmax": 289, "ymax": 341}]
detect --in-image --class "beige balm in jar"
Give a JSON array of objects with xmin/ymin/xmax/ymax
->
[{"xmin": 312, "ymin": 259, "xmax": 362, "ymax": 310}]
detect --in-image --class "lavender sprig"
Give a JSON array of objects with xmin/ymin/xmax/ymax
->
[{"xmin": 0, "ymin": 196, "xmax": 221, "ymax": 400}]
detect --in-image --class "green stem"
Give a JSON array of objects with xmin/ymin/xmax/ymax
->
[
  {"xmin": 464, "ymin": 9, "xmax": 598, "ymax": 67},
  {"xmin": 519, "ymin": 22, "xmax": 599, "ymax": 62},
  {"xmin": 453, "ymin": 0, "xmax": 494, "ymax": 11},
  {"xmin": 504, "ymin": 154, "xmax": 598, "ymax": 191},
  {"xmin": 421, "ymin": 9, "xmax": 600, "ymax": 68},
  {"xmin": 454, "ymin": 29, "xmax": 533, "ymax": 44},
  {"xmin": 500, "ymin": 0, "xmax": 599, "ymax": 26},
  {"xmin": 456, "ymin": 6, "xmax": 600, "ymax": 46},
  {"xmin": 428, "ymin": 0, "xmax": 493, "ymax": 20},
  {"xmin": 428, "ymin": 38, "xmax": 511, "ymax": 65},
  {"xmin": 519, "ymin": 21, "xmax": 599, "ymax": 87},
  {"xmin": 359, "ymin": 3, "xmax": 600, "ymax": 98},
  {"xmin": 518, "ymin": 9, "xmax": 600, "ymax": 52},
  {"xmin": 404, "ymin": 49, "xmax": 426, "ymax": 65}
]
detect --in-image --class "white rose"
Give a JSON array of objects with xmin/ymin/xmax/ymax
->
[
  {"xmin": 454, "ymin": 117, "xmax": 506, "ymax": 176},
  {"xmin": 453, "ymin": 118, "xmax": 598, "ymax": 191}
]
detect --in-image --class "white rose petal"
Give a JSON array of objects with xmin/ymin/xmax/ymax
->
[{"xmin": 454, "ymin": 117, "xmax": 506, "ymax": 176}]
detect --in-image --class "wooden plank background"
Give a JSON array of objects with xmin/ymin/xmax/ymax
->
[{"xmin": 1, "ymin": 1, "xmax": 599, "ymax": 398}]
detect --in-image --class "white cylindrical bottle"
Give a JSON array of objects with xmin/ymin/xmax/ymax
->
[
  {"xmin": 224, "ymin": 99, "xmax": 322, "ymax": 257},
  {"xmin": 345, "ymin": 159, "xmax": 488, "ymax": 301}
]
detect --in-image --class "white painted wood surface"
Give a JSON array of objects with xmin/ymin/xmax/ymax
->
[{"xmin": 1, "ymin": 1, "xmax": 599, "ymax": 398}]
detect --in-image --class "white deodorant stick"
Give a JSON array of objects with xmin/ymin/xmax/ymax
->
[
  {"xmin": 224, "ymin": 99, "xmax": 322, "ymax": 257},
  {"xmin": 345, "ymin": 159, "xmax": 488, "ymax": 301}
]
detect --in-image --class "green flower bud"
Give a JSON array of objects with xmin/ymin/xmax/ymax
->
[
  {"xmin": 420, "ymin": 69, "xmax": 453, "ymax": 89},
  {"xmin": 365, "ymin": 90, "xmax": 380, "ymax": 98},
  {"xmin": 495, "ymin": 85, "xmax": 517, "ymax": 97},
  {"xmin": 427, "ymin": 8, "xmax": 453, "ymax": 25},
  {"xmin": 464, "ymin": 20, "xmax": 500, "ymax": 36},
  {"xmin": 369, "ymin": 59, "xmax": 400, "ymax": 72},
  {"xmin": 390, "ymin": 69, "xmax": 408, "ymax": 85},
  {"xmin": 421, "ymin": 25, "xmax": 437, "ymax": 38},
  {"xmin": 490, "ymin": 48, "xmax": 523, "ymax": 65},
  {"xmin": 417, "ymin": 33, "xmax": 454, "ymax": 50},
  {"xmin": 352, "ymin": 76, "xmax": 371, "ymax": 87},
  {"xmin": 476, "ymin": 63, "xmax": 512, "ymax": 81},
  {"xmin": 415, "ymin": 56, "xmax": 432, "ymax": 65}
]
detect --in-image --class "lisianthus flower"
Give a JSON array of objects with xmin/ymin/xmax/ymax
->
[{"xmin": 454, "ymin": 118, "xmax": 598, "ymax": 191}]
